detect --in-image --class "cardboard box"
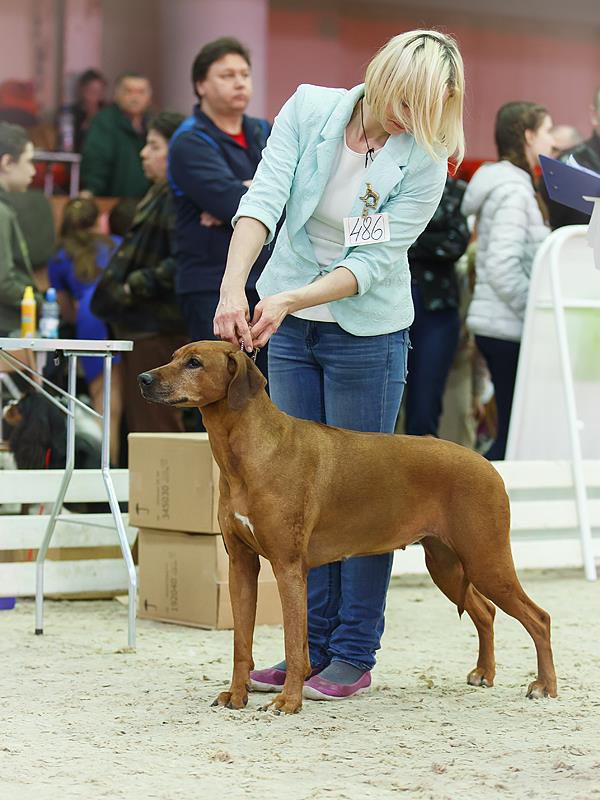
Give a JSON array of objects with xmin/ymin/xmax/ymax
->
[
  {"xmin": 128, "ymin": 433, "xmax": 220, "ymax": 533},
  {"xmin": 137, "ymin": 528, "xmax": 282, "ymax": 629}
]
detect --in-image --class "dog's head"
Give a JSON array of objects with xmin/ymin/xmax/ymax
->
[
  {"xmin": 3, "ymin": 399, "xmax": 24, "ymax": 428},
  {"xmin": 5, "ymin": 393, "xmax": 67, "ymax": 469},
  {"xmin": 138, "ymin": 340, "xmax": 267, "ymax": 411}
]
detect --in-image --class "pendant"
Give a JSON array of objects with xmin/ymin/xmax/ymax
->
[{"xmin": 359, "ymin": 183, "xmax": 380, "ymax": 217}]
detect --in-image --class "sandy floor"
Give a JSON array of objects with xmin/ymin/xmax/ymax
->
[{"xmin": 2, "ymin": 569, "xmax": 600, "ymax": 800}]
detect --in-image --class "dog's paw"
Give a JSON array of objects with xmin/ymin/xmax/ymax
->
[
  {"xmin": 467, "ymin": 667, "xmax": 494, "ymax": 688},
  {"xmin": 211, "ymin": 690, "xmax": 248, "ymax": 710},
  {"xmin": 526, "ymin": 680, "xmax": 557, "ymax": 699},
  {"xmin": 258, "ymin": 692, "xmax": 302, "ymax": 715}
]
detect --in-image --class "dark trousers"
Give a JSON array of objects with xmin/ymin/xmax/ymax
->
[
  {"xmin": 404, "ymin": 283, "xmax": 460, "ymax": 436},
  {"xmin": 475, "ymin": 334, "xmax": 521, "ymax": 461},
  {"xmin": 122, "ymin": 334, "xmax": 188, "ymax": 435},
  {"xmin": 177, "ymin": 288, "xmax": 268, "ymax": 381}
]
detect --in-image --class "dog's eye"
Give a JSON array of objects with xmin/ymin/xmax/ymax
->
[{"xmin": 186, "ymin": 357, "xmax": 203, "ymax": 369}]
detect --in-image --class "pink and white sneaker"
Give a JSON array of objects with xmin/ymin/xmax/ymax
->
[
  {"xmin": 302, "ymin": 670, "xmax": 372, "ymax": 701},
  {"xmin": 249, "ymin": 664, "xmax": 324, "ymax": 692}
]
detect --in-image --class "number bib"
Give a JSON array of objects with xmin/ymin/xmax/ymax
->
[{"xmin": 343, "ymin": 213, "xmax": 390, "ymax": 247}]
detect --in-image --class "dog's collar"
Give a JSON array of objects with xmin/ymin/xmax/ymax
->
[{"xmin": 240, "ymin": 342, "xmax": 260, "ymax": 363}]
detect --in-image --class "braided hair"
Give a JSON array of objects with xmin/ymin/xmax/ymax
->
[{"xmin": 495, "ymin": 101, "xmax": 548, "ymax": 178}]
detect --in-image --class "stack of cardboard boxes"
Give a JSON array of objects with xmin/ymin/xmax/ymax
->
[{"xmin": 129, "ymin": 433, "xmax": 281, "ymax": 629}]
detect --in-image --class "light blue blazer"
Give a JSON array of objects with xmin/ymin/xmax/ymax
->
[{"xmin": 233, "ymin": 83, "xmax": 448, "ymax": 335}]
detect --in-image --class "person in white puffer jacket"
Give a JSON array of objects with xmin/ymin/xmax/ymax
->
[{"xmin": 462, "ymin": 101, "xmax": 554, "ymax": 460}]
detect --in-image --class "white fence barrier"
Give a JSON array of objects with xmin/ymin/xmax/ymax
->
[
  {"xmin": 2, "ymin": 463, "xmax": 599, "ymax": 596},
  {"xmin": 0, "ymin": 469, "xmax": 136, "ymax": 597},
  {"xmin": 392, "ymin": 460, "xmax": 600, "ymax": 576}
]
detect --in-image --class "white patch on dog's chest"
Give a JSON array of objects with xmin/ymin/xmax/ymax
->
[{"xmin": 234, "ymin": 512, "xmax": 255, "ymax": 537}]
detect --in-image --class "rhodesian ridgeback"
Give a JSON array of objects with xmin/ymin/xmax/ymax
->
[{"xmin": 138, "ymin": 340, "xmax": 557, "ymax": 714}]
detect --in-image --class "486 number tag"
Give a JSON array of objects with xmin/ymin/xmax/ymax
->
[{"xmin": 343, "ymin": 212, "xmax": 390, "ymax": 247}]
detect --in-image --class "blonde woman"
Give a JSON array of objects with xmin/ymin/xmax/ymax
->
[{"xmin": 214, "ymin": 30, "xmax": 465, "ymax": 701}]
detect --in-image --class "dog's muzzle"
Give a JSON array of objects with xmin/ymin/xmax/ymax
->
[{"xmin": 138, "ymin": 372, "xmax": 154, "ymax": 387}]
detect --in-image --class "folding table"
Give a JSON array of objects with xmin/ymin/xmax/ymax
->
[{"xmin": 0, "ymin": 337, "xmax": 137, "ymax": 646}]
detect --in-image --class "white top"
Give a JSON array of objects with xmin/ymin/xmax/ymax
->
[
  {"xmin": 0, "ymin": 337, "xmax": 133, "ymax": 353},
  {"xmin": 294, "ymin": 135, "xmax": 381, "ymax": 323}
]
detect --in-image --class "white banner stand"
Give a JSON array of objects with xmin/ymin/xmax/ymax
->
[{"xmin": 506, "ymin": 225, "xmax": 600, "ymax": 580}]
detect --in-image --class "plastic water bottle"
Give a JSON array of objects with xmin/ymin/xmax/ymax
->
[
  {"xmin": 20, "ymin": 285, "xmax": 36, "ymax": 338},
  {"xmin": 58, "ymin": 108, "xmax": 75, "ymax": 153},
  {"xmin": 39, "ymin": 288, "xmax": 60, "ymax": 338}
]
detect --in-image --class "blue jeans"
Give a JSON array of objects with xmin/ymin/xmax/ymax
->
[
  {"xmin": 404, "ymin": 283, "xmax": 460, "ymax": 436},
  {"xmin": 268, "ymin": 315, "xmax": 409, "ymax": 671}
]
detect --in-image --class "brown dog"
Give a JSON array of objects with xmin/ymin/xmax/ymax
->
[{"xmin": 138, "ymin": 341, "xmax": 557, "ymax": 714}]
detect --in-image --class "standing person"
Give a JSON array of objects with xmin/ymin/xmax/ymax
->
[
  {"xmin": 462, "ymin": 102, "xmax": 554, "ymax": 461},
  {"xmin": 169, "ymin": 37, "xmax": 270, "ymax": 380},
  {"xmin": 214, "ymin": 31, "xmax": 465, "ymax": 701},
  {"xmin": 0, "ymin": 122, "xmax": 41, "ymax": 336},
  {"xmin": 57, "ymin": 68, "xmax": 107, "ymax": 153},
  {"xmin": 91, "ymin": 112, "xmax": 190, "ymax": 435},
  {"xmin": 48, "ymin": 198, "xmax": 122, "ymax": 463},
  {"xmin": 403, "ymin": 175, "xmax": 470, "ymax": 436},
  {"xmin": 541, "ymin": 87, "xmax": 600, "ymax": 229},
  {"xmin": 80, "ymin": 73, "xmax": 152, "ymax": 198},
  {"xmin": 549, "ymin": 124, "xmax": 583, "ymax": 157}
]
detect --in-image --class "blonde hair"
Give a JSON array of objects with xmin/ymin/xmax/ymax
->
[{"xmin": 364, "ymin": 30, "xmax": 465, "ymax": 164}]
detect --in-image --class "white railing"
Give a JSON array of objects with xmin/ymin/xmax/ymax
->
[
  {"xmin": 33, "ymin": 150, "xmax": 81, "ymax": 196},
  {"xmin": 0, "ymin": 469, "xmax": 135, "ymax": 597},
  {"xmin": 392, "ymin": 460, "xmax": 600, "ymax": 577}
]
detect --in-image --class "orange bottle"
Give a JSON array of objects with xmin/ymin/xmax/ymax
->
[{"xmin": 20, "ymin": 286, "xmax": 36, "ymax": 338}]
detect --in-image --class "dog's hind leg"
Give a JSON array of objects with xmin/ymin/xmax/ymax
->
[
  {"xmin": 461, "ymin": 547, "xmax": 557, "ymax": 699},
  {"xmin": 212, "ymin": 535, "xmax": 260, "ymax": 711},
  {"xmin": 421, "ymin": 536, "xmax": 496, "ymax": 688}
]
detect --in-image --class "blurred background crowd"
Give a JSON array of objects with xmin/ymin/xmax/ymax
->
[{"xmin": 0, "ymin": 0, "xmax": 599, "ymax": 467}]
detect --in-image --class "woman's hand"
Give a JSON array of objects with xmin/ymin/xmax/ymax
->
[
  {"xmin": 249, "ymin": 293, "xmax": 293, "ymax": 348},
  {"xmin": 214, "ymin": 291, "xmax": 253, "ymax": 350},
  {"xmin": 200, "ymin": 211, "xmax": 223, "ymax": 227}
]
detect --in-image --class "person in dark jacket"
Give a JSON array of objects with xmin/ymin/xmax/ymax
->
[
  {"xmin": 169, "ymin": 37, "xmax": 271, "ymax": 379},
  {"xmin": 0, "ymin": 122, "xmax": 41, "ymax": 336},
  {"xmin": 91, "ymin": 112, "xmax": 189, "ymax": 435},
  {"xmin": 57, "ymin": 68, "xmax": 107, "ymax": 153},
  {"xmin": 541, "ymin": 87, "xmax": 600, "ymax": 229},
  {"xmin": 402, "ymin": 175, "xmax": 471, "ymax": 437},
  {"xmin": 80, "ymin": 73, "xmax": 152, "ymax": 198}
]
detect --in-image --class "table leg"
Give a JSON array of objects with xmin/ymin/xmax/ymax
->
[
  {"xmin": 100, "ymin": 354, "xmax": 137, "ymax": 649},
  {"xmin": 35, "ymin": 355, "xmax": 77, "ymax": 634}
]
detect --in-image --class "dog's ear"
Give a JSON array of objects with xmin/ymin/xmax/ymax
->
[
  {"xmin": 226, "ymin": 351, "xmax": 266, "ymax": 411},
  {"xmin": 8, "ymin": 395, "xmax": 53, "ymax": 469}
]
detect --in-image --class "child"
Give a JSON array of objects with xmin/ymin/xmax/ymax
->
[
  {"xmin": 48, "ymin": 197, "xmax": 122, "ymax": 463},
  {"xmin": 0, "ymin": 122, "xmax": 39, "ymax": 336}
]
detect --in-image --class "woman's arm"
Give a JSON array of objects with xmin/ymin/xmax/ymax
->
[
  {"xmin": 213, "ymin": 217, "xmax": 269, "ymax": 349},
  {"xmin": 249, "ymin": 268, "xmax": 358, "ymax": 348},
  {"xmin": 215, "ymin": 87, "xmax": 303, "ymax": 349},
  {"xmin": 484, "ymin": 189, "xmax": 543, "ymax": 315},
  {"xmin": 230, "ymin": 88, "xmax": 302, "ymax": 244}
]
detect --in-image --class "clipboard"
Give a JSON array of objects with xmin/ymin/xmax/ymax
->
[{"xmin": 539, "ymin": 155, "xmax": 600, "ymax": 216}]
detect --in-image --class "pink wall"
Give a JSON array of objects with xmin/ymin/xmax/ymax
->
[{"xmin": 267, "ymin": 9, "xmax": 600, "ymax": 159}]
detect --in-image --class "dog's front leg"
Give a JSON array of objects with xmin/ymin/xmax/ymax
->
[
  {"xmin": 212, "ymin": 537, "xmax": 260, "ymax": 710},
  {"xmin": 260, "ymin": 559, "xmax": 310, "ymax": 715}
]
